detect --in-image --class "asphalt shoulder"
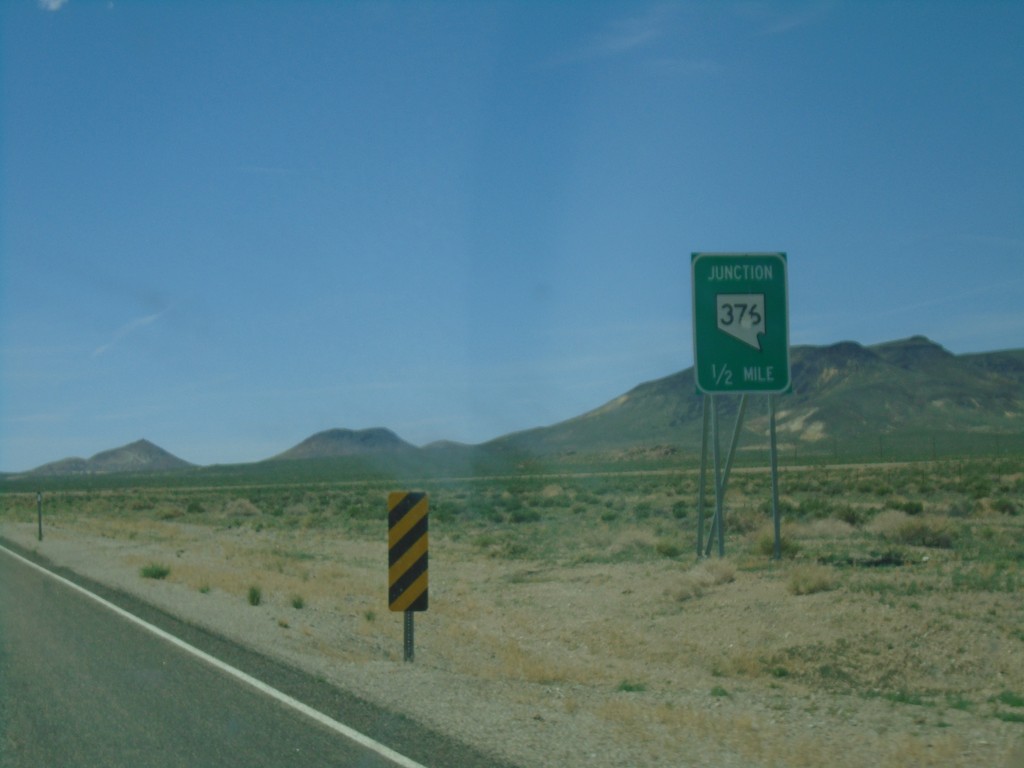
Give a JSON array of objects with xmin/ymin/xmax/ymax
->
[{"xmin": 0, "ymin": 536, "xmax": 518, "ymax": 768}]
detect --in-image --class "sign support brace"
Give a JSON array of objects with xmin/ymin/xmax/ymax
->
[{"xmin": 696, "ymin": 395, "xmax": 782, "ymax": 559}]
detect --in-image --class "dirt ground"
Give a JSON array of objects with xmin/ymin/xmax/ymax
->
[{"xmin": 2, "ymin": 515, "xmax": 1022, "ymax": 768}]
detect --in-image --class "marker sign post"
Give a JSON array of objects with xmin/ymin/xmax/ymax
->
[
  {"xmin": 691, "ymin": 253, "xmax": 789, "ymax": 394},
  {"xmin": 691, "ymin": 252, "xmax": 789, "ymax": 559},
  {"xmin": 388, "ymin": 492, "xmax": 428, "ymax": 662}
]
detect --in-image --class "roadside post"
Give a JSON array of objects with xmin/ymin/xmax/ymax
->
[
  {"xmin": 692, "ymin": 253, "xmax": 790, "ymax": 558},
  {"xmin": 37, "ymin": 491, "xmax": 43, "ymax": 541},
  {"xmin": 388, "ymin": 492, "xmax": 428, "ymax": 662}
]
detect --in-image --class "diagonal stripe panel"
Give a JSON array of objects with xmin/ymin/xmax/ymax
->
[
  {"xmin": 388, "ymin": 492, "xmax": 428, "ymax": 612},
  {"xmin": 388, "ymin": 493, "xmax": 428, "ymax": 548},
  {"xmin": 390, "ymin": 570, "xmax": 428, "ymax": 613},
  {"xmin": 389, "ymin": 535, "xmax": 428, "ymax": 584},
  {"xmin": 389, "ymin": 515, "xmax": 427, "ymax": 565},
  {"xmin": 389, "ymin": 552, "xmax": 427, "ymax": 606}
]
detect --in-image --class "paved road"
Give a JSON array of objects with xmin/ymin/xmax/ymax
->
[{"xmin": 0, "ymin": 544, "xmax": 505, "ymax": 768}]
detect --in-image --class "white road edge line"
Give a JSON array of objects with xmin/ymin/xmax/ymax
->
[{"xmin": 0, "ymin": 543, "xmax": 428, "ymax": 768}]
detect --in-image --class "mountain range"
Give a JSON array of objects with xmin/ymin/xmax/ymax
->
[{"xmin": 11, "ymin": 336, "xmax": 1024, "ymax": 476}]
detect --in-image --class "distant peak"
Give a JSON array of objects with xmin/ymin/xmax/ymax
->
[
  {"xmin": 28, "ymin": 438, "xmax": 192, "ymax": 475},
  {"xmin": 271, "ymin": 427, "xmax": 415, "ymax": 460},
  {"xmin": 870, "ymin": 335, "xmax": 954, "ymax": 364}
]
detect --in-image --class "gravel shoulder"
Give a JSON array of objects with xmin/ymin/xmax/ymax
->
[{"xmin": 2, "ymin": 518, "xmax": 1022, "ymax": 768}]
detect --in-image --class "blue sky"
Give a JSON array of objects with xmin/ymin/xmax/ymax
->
[{"xmin": 2, "ymin": 1, "xmax": 1022, "ymax": 472}]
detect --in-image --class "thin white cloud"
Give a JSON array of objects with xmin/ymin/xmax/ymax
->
[
  {"xmin": 92, "ymin": 311, "xmax": 164, "ymax": 357},
  {"xmin": 597, "ymin": 6, "xmax": 673, "ymax": 55},
  {"xmin": 753, "ymin": 1, "xmax": 838, "ymax": 36},
  {"xmin": 38, "ymin": 0, "xmax": 69, "ymax": 11},
  {"xmin": 553, "ymin": 4, "xmax": 679, "ymax": 65}
]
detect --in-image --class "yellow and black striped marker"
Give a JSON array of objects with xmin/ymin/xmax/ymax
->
[{"xmin": 388, "ymin": 492, "xmax": 428, "ymax": 612}]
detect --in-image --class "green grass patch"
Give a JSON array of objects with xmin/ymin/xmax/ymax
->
[
  {"xmin": 994, "ymin": 711, "xmax": 1024, "ymax": 723},
  {"xmin": 879, "ymin": 690, "xmax": 932, "ymax": 707},
  {"xmin": 140, "ymin": 563, "xmax": 170, "ymax": 580},
  {"xmin": 996, "ymin": 690, "xmax": 1024, "ymax": 708},
  {"xmin": 944, "ymin": 693, "xmax": 972, "ymax": 711},
  {"xmin": 617, "ymin": 680, "xmax": 647, "ymax": 693}
]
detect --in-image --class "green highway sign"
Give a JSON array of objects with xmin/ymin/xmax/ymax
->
[{"xmin": 691, "ymin": 252, "xmax": 790, "ymax": 394}]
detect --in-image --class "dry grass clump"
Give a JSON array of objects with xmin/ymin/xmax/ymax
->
[
  {"xmin": 225, "ymin": 498, "xmax": 262, "ymax": 517},
  {"xmin": 867, "ymin": 509, "xmax": 909, "ymax": 536},
  {"xmin": 869, "ymin": 510, "xmax": 958, "ymax": 549},
  {"xmin": 802, "ymin": 518, "xmax": 855, "ymax": 538},
  {"xmin": 754, "ymin": 526, "xmax": 801, "ymax": 558},
  {"xmin": 787, "ymin": 563, "xmax": 836, "ymax": 595},
  {"xmin": 675, "ymin": 559, "xmax": 736, "ymax": 601}
]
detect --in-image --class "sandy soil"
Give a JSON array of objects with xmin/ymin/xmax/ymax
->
[{"xmin": 2, "ymin": 517, "xmax": 1022, "ymax": 768}]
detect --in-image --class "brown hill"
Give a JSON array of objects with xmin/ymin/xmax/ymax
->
[
  {"xmin": 269, "ymin": 428, "xmax": 416, "ymax": 461},
  {"xmin": 29, "ymin": 439, "xmax": 194, "ymax": 475}
]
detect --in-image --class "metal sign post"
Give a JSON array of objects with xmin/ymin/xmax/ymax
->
[
  {"xmin": 769, "ymin": 395, "xmax": 782, "ymax": 560},
  {"xmin": 692, "ymin": 253, "xmax": 790, "ymax": 558},
  {"xmin": 696, "ymin": 396, "xmax": 710, "ymax": 557},
  {"xmin": 37, "ymin": 491, "xmax": 43, "ymax": 542}
]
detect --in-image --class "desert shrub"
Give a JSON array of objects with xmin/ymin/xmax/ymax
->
[
  {"xmin": 944, "ymin": 499, "xmax": 977, "ymax": 518},
  {"xmin": 655, "ymin": 539, "xmax": 684, "ymax": 559},
  {"xmin": 867, "ymin": 509, "xmax": 910, "ymax": 537},
  {"xmin": 992, "ymin": 498, "xmax": 1019, "ymax": 516},
  {"xmin": 347, "ymin": 501, "xmax": 378, "ymax": 520},
  {"xmin": 225, "ymin": 498, "xmax": 262, "ymax": 517},
  {"xmin": 702, "ymin": 559, "xmax": 736, "ymax": 584},
  {"xmin": 758, "ymin": 497, "xmax": 795, "ymax": 517},
  {"xmin": 996, "ymin": 690, "xmax": 1024, "ymax": 708},
  {"xmin": 788, "ymin": 564, "xmax": 836, "ymax": 595},
  {"xmin": 833, "ymin": 504, "xmax": 869, "ymax": 527},
  {"xmin": 797, "ymin": 496, "xmax": 831, "ymax": 519},
  {"xmin": 140, "ymin": 563, "xmax": 170, "ymax": 580},
  {"xmin": 156, "ymin": 503, "xmax": 184, "ymax": 520},
  {"xmin": 617, "ymin": 680, "xmax": 647, "ymax": 693},
  {"xmin": 509, "ymin": 508, "xmax": 541, "ymax": 524},
  {"xmin": 804, "ymin": 518, "xmax": 854, "ymax": 538},
  {"xmin": 951, "ymin": 564, "xmax": 1019, "ymax": 593},
  {"xmin": 634, "ymin": 501, "xmax": 653, "ymax": 519},
  {"xmin": 757, "ymin": 531, "xmax": 800, "ymax": 559},
  {"xmin": 892, "ymin": 517, "xmax": 958, "ymax": 549},
  {"xmin": 186, "ymin": 500, "xmax": 205, "ymax": 515},
  {"xmin": 888, "ymin": 499, "xmax": 924, "ymax": 515},
  {"xmin": 675, "ymin": 559, "xmax": 736, "ymax": 601},
  {"xmin": 729, "ymin": 509, "xmax": 765, "ymax": 534},
  {"xmin": 962, "ymin": 478, "xmax": 991, "ymax": 499},
  {"xmin": 129, "ymin": 496, "xmax": 153, "ymax": 512},
  {"xmin": 248, "ymin": 585, "xmax": 262, "ymax": 606}
]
